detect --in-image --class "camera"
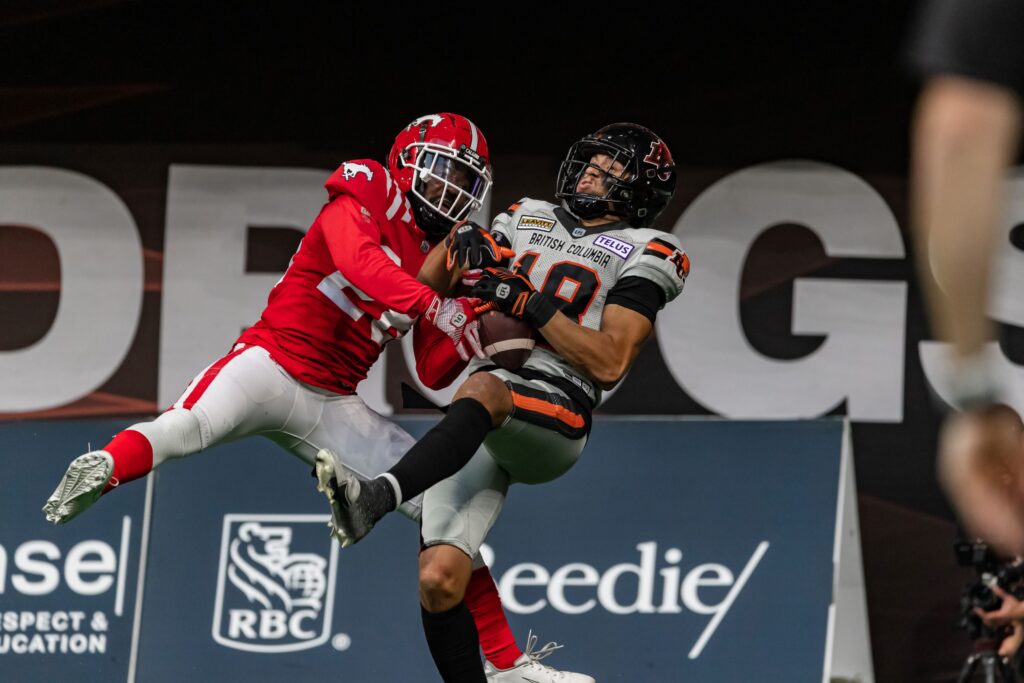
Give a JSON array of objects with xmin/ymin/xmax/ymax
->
[{"xmin": 955, "ymin": 538, "xmax": 1024, "ymax": 642}]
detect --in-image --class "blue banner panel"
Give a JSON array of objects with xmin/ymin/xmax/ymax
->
[
  {"xmin": 0, "ymin": 422, "xmax": 145, "ymax": 682},
  {"xmin": 480, "ymin": 419, "xmax": 843, "ymax": 681},
  {"xmin": 133, "ymin": 435, "xmax": 430, "ymax": 683},
  {"xmin": 1, "ymin": 418, "xmax": 843, "ymax": 682}
]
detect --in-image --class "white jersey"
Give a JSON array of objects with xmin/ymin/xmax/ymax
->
[{"xmin": 483, "ymin": 197, "xmax": 689, "ymax": 405}]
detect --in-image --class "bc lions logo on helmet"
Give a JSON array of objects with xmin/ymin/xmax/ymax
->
[
  {"xmin": 342, "ymin": 162, "xmax": 374, "ymax": 182},
  {"xmin": 212, "ymin": 515, "xmax": 339, "ymax": 653},
  {"xmin": 642, "ymin": 140, "xmax": 674, "ymax": 181}
]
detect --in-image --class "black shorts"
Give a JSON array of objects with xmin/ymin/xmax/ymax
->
[
  {"xmin": 909, "ymin": 0, "xmax": 1024, "ymax": 98},
  {"xmin": 473, "ymin": 365, "xmax": 592, "ymax": 440}
]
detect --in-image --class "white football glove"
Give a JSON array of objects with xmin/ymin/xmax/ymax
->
[{"xmin": 423, "ymin": 296, "xmax": 486, "ymax": 361}]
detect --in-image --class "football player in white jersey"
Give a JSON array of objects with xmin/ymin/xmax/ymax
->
[{"xmin": 315, "ymin": 123, "xmax": 689, "ymax": 683}]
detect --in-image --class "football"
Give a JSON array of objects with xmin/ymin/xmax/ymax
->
[{"xmin": 478, "ymin": 310, "xmax": 535, "ymax": 371}]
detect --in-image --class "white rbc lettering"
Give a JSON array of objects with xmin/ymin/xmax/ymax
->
[
  {"xmin": 227, "ymin": 610, "xmax": 257, "ymax": 640},
  {"xmin": 290, "ymin": 610, "xmax": 318, "ymax": 639},
  {"xmin": 227, "ymin": 609, "xmax": 321, "ymax": 641},
  {"xmin": 259, "ymin": 611, "xmax": 288, "ymax": 639}
]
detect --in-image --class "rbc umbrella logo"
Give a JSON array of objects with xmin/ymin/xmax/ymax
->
[{"xmin": 212, "ymin": 515, "xmax": 339, "ymax": 653}]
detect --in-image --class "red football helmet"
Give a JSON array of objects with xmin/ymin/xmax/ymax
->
[{"xmin": 388, "ymin": 113, "xmax": 493, "ymax": 239}]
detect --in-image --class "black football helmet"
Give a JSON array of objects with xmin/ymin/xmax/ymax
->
[{"xmin": 555, "ymin": 123, "xmax": 676, "ymax": 228}]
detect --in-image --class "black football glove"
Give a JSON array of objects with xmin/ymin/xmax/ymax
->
[
  {"xmin": 444, "ymin": 220, "xmax": 516, "ymax": 270},
  {"xmin": 471, "ymin": 267, "xmax": 558, "ymax": 328}
]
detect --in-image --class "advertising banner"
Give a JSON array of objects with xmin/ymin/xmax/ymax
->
[
  {"xmin": 0, "ymin": 422, "xmax": 146, "ymax": 681},
  {"xmin": 0, "ymin": 418, "xmax": 864, "ymax": 682}
]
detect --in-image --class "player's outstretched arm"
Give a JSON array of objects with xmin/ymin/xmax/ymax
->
[
  {"xmin": 323, "ymin": 196, "xmax": 438, "ymax": 317},
  {"xmin": 417, "ymin": 220, "xmax": 516, "ymax": 296},
  {"xmin": 472, "ymin": 267, "xmax": 658, "ymax": 389},
  {"xmin": 913, "ymin": 76, "xmax": 1022, "ymax": 371},
  {"xmin": 416, "ymin": 239, "xmax": 463, "ymax": 296},
  {"xmin": 913, "ymin": 78, "xmax": 1024, "ymax": 553},
  {"xmin": 537, "ymin": 305, "xmax": 653, "ymax": 389}
]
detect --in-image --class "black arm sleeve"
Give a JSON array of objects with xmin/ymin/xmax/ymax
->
[
  {"xmin": 908, "ymin": 0, "xmax": 1024, "ymax": 97},
  {"xmin": 605, "ymin": 276, "xmax": 666, "ymax": 324}
]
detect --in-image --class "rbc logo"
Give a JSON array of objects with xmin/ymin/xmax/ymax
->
[{"xmin": 212, "ymin": 515, "xmax": 338, "ymax": 653}]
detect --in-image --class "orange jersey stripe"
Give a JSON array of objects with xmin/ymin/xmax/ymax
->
[
  {"xmin": 645, "ymin": 241, "xmax": 675, "ymax": 257},
  {"xmin": 510, "ymin": 392, "xmax": 586, "ymax": 429}
]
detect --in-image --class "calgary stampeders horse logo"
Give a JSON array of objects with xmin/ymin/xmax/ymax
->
[{"xmin": 342, "ymin": 162, "xmax": 374, "ymax": 182}]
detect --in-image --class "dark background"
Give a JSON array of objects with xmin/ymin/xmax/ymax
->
[
  {"xmin": 0, "ymin": 1, "xmax": 990, "ymax": 680},
  {"xmin": 1, "ymin": 1, "xmax": 917, "ymax": 170}
]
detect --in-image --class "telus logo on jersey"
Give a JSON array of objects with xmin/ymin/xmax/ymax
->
[
  {"xmin": 593, "ymin": 234, "xmax": 634, "ymax": 259},
  {"xmin": 212, "ymin": 515, "xmax": 338, "ymax": 653}
]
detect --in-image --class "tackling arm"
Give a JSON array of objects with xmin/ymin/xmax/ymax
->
[
  {"xmin": 417, "ymin": 241, "xmax": 463, "ymax": 296},
  {"xmin": 322, "ymin": 196, "xmax": 438, "ymax": 317},
  {"xmin": 411, "ymin": 316, "xmax": 470, "ymax": 390}
]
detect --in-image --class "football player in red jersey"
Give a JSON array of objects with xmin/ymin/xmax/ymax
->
[
  {"xmin": 318, "ymin": 123, "xmax": 685, "ymax": 683},
  {"xmin": 42, "ymin": 113, "xmax": 590, "ymax": 681}
]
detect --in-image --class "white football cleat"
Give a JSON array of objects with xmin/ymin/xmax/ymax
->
[
  {"xmin": 42, "ymin": 451, "xmax": 114, "ymax": 524},
  {"xmin": 314, "ymin": 448, "xmax": 388, "ymax": 548},
  {"xmin": 314, "ymin": 449, "xmax": 352, "ymax": 546},
  {"xmin": 484, "ymin": 631, "xmax": 596, "ymax": 682}
]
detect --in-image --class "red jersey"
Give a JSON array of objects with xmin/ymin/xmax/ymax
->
[{"xmin": 237, "ymin": 159, "xmax": 442, "ymax": 395}]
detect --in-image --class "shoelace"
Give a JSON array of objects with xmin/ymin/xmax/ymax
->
[{"xmin": 519, "ymin": 630, "xmax": 567, "ymax": 678}]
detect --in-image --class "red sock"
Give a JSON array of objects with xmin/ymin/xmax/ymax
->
[
  {"xmin": 464, "ymin": 566, "xmax": 522, "ymax": 669},
  {"xmin": 100, "ymin": 429, "xmax": 154, "ymax": 494}
]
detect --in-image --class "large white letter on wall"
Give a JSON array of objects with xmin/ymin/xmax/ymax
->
[
  {"xmin": 159, "ymin": 166, "xmax": 327, "ymax": 407},
  {"xmin": 657, "ymin": 161, "xmax": 907, "ymax": 422},
  {"xmin": 0, "ymin": 167, "xmax": 143, "ymax": 412}
]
